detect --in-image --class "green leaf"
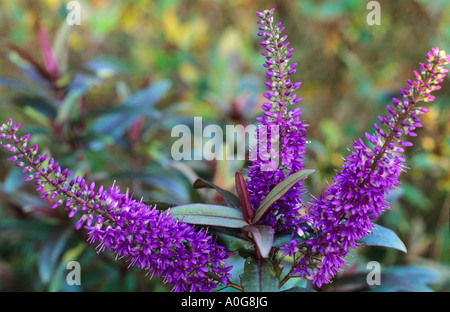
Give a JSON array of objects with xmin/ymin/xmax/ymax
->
[
  {"xmin": 240, "ymin": 258, "xmax": 279, "ymax": 292},
  {"xmin": 358, "ymin": 224, "xmax": 407, "ymax": 253},
  {"xmin": 0, "ymin": 219, "xmax": 60, "ymax": 238},
  {"xmin": 242, "ymin": 225, "xmax": 274, "ymax": 258},
  {"xmin": 3, "ymin": 167, "xmax": 25, "ymax": 193},
  {"xmin": 38, "ymin": 229, "xmax": 72, "ymax": 285},
  {"xmin": 86, "ymin": 105, "xmax": 161, "ymax": 119},
  {"xmin": 209, "ymin": 226, "xmax": 254, "ymax": 254},
  {"xmin": 90, "ymin": 80, "xmax": 170, "ymax": 138},
  {"xmin": 55, "ymin": 87, "xmax": 84, "ymax": 124},
  {"xmin": 252, "ymin": 169, "xmax": 316, "ymax": 224},
  {"xmin": 169, "ymin": 204, "xmax": 248, "ymax": 228},
  {"xmin": 51, "ymin": 23, "xmax": 71, "ymax": 74},
  {"xmin": 142, "ymin": 200, "xmax": 178, "ymax": 210},
  {"xmin": 373, "ymin": 265, "xmax": 442, "ymax": 292},
  {"xmin": 193, "ymin": 178, "xmax": 241, "ymax": 209},
  {"xmin": 13, "ymin": 94, "xmax": 57, "ymax": 119}
]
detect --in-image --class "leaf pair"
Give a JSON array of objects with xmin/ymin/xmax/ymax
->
[
  {"xmin": 160, "ymin": 169, "xmax": 407, "ymax": 258},
  {"xmin": 167, "ymin": 169, "xmax": 317, "ymax": 261},
  {"xmin": 235, "ymin": 169, "xmax": 317, "ymax": 225},
  {"xmin": 251, "ymin": 169, "xmax": 316, "ymax": 224},
  {"xmin": 168, "ymin": 176, "xmax": 248, "ymax": 228},
  {"xmin": 169, "ymin": 169, "xmax": 316, "ymax": 228}
]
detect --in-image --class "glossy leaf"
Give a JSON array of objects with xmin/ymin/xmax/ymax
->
[
  {"xmin": 240, "ymin": 258, "xmax": 279, "ymax": 292},
  {"xmin": 242, "ymin": 225, "xmax": 274, "ymax": 258},
  {"xmin": 358, "ymin": 224, "xmax": 407, "ymax": 253},
  {"xmin": 252, "ymin": 169, "xmax": 316, "ymax": 224},
  {"xmin": 168, "ymin": 203, "xmax": 248, "ymax": 228},
  {"xmin": 193, "ymin": 178, "xmax": 240, "ymax": 209},
  {"xmin": 209, "ymin": 226, "xmax": 254, "ymax": 254}
]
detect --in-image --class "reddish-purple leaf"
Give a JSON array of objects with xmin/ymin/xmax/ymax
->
[{"xmin": 235, "ymin": 171, "xmax": 254, "ymax": 223}]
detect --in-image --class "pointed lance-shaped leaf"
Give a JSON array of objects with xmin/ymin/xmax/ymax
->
[
  {"xmin": 242, "ymin": 224, "xmax": 274, "ymax": 259},
  {"xmin": 357, "ymin": 223, "xmax": 407, "ymax": 253},
  {"xmin": 193, "ymin": 178, "xmax": 241, "ymax": 210},
  {"xmin": 240, "ymin": 257, "xmax": 279, "ymax": 292},
  {"xmin": 235, "ymin": 171, "xmax": 254, "ymax": 223},
  {"xmin": 168, "ymin": 203, "xmax": 248, "ymax": 228},
  {"xmin": 252, "ymin": 169, "xmax": 316, "ymax": 224}
]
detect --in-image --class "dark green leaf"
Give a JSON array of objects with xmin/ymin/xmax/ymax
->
[
  {"xmin": 90, "ymin": 80, "xmax": 170, "ymax": 138},
  {"xmin": 55, "ymin": 87, "xmax": 85, "ymax": 124},
  {"xmin": 358, "ymin": 224, "xmax": 407, "ymax": 253},
  {"xmin": 142, "ymin": 200, "xmax": 178, "ymax": 210},
  {"xmin": 209, "ymin": 226, "xmax": 254, "ymax": 253},
  {"xmin": 242, "ymin": 225, "xmax": 274, "ymax": 258},
  {"xmin": 38, "ymin": 229, "xmax": 72, "ymax": 285},
  {"xmin": 252, "ymin": 169, "xmax": 316, "ymax": 224},
  {"xmin": 193, "ymin": 178, "xmax": 240, "ymax": 209},
  {"xmin": 240, "ymin": 258, "xmax": 279, "ymax": 292},
  {"xmin": 273, "ymin": 230, "xmax": 302, "ymax": 248},
  {"xmin": 169, "ymin": 204, "xmax": 248, "ymax": 228},
  {"xmin": 13, "ymin": 94, "xmax": 57, "ymax": 118}
]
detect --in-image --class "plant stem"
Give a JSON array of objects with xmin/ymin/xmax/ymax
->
[
  {"xmin": 10, "ymin": 129, "xmax": 115, "ymax": 222},
  {"xmin": 369, "ymin": 63, "xmax": 438, "ymax": 172},
  {"xmin": 205, "ymin": 272, "xmax": 243, "ymax": 292}
]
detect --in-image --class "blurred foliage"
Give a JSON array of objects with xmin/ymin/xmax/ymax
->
[{"xmin": 0, "ymin": 0, "xmax": 449, "ymax": 291}]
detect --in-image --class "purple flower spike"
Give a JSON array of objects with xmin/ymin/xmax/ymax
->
[
  {"xmin": 0, "ymin": 120, "xmax": 233, "ymax": 292},
  {"xmin": 303, "ymin": 47, "xmax": 450, "ymax": 287},
  {"xmin": 247, "ymin": 8, "xmax": 308, "ymax": 232}
]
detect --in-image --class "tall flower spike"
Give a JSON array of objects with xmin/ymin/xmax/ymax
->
[
  {"xmin": 0, "ymin": 120, "xmax": 232, "ymax": 292},
  {"xmin": 247, "ymin": 8, "xmax": 308, "ymax": 232},
  {"xmin": 302, "ymin": 48, "xmax": 450, "ymax": 287}
]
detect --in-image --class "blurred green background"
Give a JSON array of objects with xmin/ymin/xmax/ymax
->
[{"xmin": 0, "ymin": 0, "xmax": 449, "ymax": 291}]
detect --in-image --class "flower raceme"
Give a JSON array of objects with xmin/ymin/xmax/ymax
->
[
  {"xmin": 301, "ymin": 48, "xmax": 450, "ymax": 287},
  {"xmin": 246, "ymin": 8, "xmax": 308, "ymax": 232},
  {"xmin": 247, "ymin": 10, "xmax": 449, "ymax": 286},
  {"xmin": 1, "ymin": 7, "xmax": 449, "ymax": 292},
  {"xmin": 0, "ymin": 119, "xmax": 232, "ymax": 292}
]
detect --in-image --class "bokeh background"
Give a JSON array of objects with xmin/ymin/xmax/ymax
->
[{"xmin": 0, "ymin": 0, "xmax": 449, "ymax": 291}]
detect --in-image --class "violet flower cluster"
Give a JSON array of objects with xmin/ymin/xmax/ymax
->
[
  {"xmin": 1, "ymin": 7, "xmax": 449, "ymax": 292},
  {"xmin": 0, "ymin": 119, "xmax": 232, "ymax": 292},
  {"xmin": 247, "ymin": 8, "xmax": 308, "ymax": 232},
  {"xmin": 284, "ymin": 48, "xmax": 450, "ymax": 287},
  {"xmin": 247, "ymin": 8, "xmax": 450, "ymax": 289}
]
